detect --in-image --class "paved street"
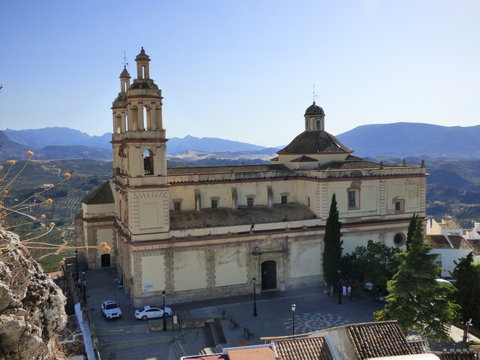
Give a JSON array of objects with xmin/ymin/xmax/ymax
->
[
  {"xmin": 82, "ymin": 269, "xmax": 479, "ymax": 359},
  {"xmin": 84, "ymin": 269, "xmax": 383, "ymax": 359}
]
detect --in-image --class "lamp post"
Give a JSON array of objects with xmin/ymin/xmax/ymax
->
[
  {"xmin": 252, "ymin": 277, "xmax": 258, "ymax": 317},
  {"xmin": 162, "ymin": 290, "xmax": 167, "ymax": 331},
  {"xmin": 464, "ymin": 318, "xmax": 473, "ymax": 342},
  {"xmin": 82, "ymin": 271, "xmax": 86, "ymax": 303},
  {"xmin": 75, "ymin": 249, "xmax": 79, "ymax": 281},
  {"xmin": 291, "ymin": 303, "xmax": 296, "ymax": 335}
]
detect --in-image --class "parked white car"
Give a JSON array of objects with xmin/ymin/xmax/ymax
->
[
  {"xmin": 101, "ymin": 300, "xmax": 122, "ymax": 319},
  {"xmin": 134, "ymin": 305, "xmax": 173, "ymax": 320}
]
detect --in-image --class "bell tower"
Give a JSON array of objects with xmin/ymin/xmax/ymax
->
[{"xmin": 112, "ymin": 48, "xmax": 170, "ymax": 240}]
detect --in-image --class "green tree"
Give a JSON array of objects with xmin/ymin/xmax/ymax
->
[
  {"xmin": 375, "ymin": 219, "xmax": 459, "ymax": 341},
  {"xmin": 451, "ymin": 252, "xmax": 480, "ymax": 327},
  {"xmin": 322, "ymin": 194, "xmax": 343, "ymax": 285},
  {"xmin": 406, "ymin": 213, "xmax": 418, "ymax": 250},
  {"xmin": 350, "ymin": 240, "xmax": 401, "ymax": 289}
]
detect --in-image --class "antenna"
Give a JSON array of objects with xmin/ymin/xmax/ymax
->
[
  {"xmin": 312, "ymin": 84, "xmax": 317, "ymax": 103},
  {"xmin": 122, "ymin": 51, "xmax": 128, "ymax": 69}
]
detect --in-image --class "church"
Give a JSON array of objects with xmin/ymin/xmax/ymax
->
[{"xmin": 78, "ymin": 48, "xmax": 426, "ymax": 305}]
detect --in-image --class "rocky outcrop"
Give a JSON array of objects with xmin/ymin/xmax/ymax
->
[{"xmin": 0, "ymin": 230, "xmax": 67, "ymax": 360}]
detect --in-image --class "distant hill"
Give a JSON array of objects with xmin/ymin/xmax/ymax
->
[
  {"xmin": 4, "ymin": 122, "xmax": 480, "ymax": 160},
  {"xmin": 1, "ymin": 128, "xmax": 276, "ymax": 160},
  {"xmin": 0, "ymin": 131, "xmax": 32, "ymax": 159},
  {"xmin": 4, "ymin": 127, "xmax": 111, "ymax": 150},
  {"xmin": 162, "ymin": 135, "xmax": 267, "ymax": 154},
  {"xmin": 337, "ymin": 123, "xmax": 480, "ymax": 158},
  {"xmin": 0, "ymin": 131, "xmax": 111, "ymax": 160}
]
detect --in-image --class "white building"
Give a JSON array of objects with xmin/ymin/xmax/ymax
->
[{"xmin": 78, "ymin": 48, "xmax": 427, "ymax": 305}]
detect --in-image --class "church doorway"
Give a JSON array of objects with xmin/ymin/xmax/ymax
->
[
  {"xmin": 101, "ymin": 254, "xmax": 111, "ymax": 267},
  {"xmin": 261, "ymin": 260, "xmax": 277, "ymax": 290}
]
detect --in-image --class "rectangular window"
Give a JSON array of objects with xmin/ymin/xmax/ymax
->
[
  {"xmin": 173, "ymin": 201, "xmax": 181, "ymax": 211},
  {"xmin": 281, "ymin": 195, "xmax": 288, "ymax": 204},
  {"xmin": 247, "ymin": 197, "xmax": 254, "ymax": 207},
  {"xmin": 394, "ymin": 199, "xmax": 405, "ymax": 213},
  {"xmin": 211, "ymin": 199, "xmax": 218, "ymax": 209},
  {"xmin": 306, "ymin": 196, "xmax": 310, "ymax": 207},
  {"xmin": 348, "ymin": 190, "xmax": 357, "ymax": 209},
  {"xmin": 395, "ymin": 201, "xmax": 401, "ymax": 211}
]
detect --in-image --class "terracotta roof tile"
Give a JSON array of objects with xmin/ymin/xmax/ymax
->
[
  {"xmin": 466, "ymin": 239, "xmax": 480, "ymax": 255},
  {"xmin": 82, "ymin": 181, "xmax": 114, "ymax": 205},
  {"xmin": 448, "ymin": 236, "xmax": 472, "ymax": 250},
  {"xmin": 436, "ymin": 352, "xmax": 479, "ymax": 360},
  {"xmin": 273, "ymin": 336, "xmax": 333, "ymax": 360},
  {"xmin": 291, "ymin": 155, "xmax": 318, "ymax": 163},
  {"xmin": 168, "ymin": 164, "xmax": 289, "ymax": 176},
  {"xmin": 277, "ymin": 131, "xmax": 352, "ymax": 155},
  {"xmin": 170, "ymin": 204, "xmax": 316, "ymax": 230},
  {"xmin": 227, "ymin": 347, "xmax": 276, "ymax": 360},
  {"xmin": 346, "ymin": 321, "xmax": 424, "ymax": 359},
  {"xmin": 426, "ymin": 235, "xmax": 452, "ymax": 249}
]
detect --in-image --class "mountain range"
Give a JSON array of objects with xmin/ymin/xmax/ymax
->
[
  {"xmin": 1, "ymin": 122, "xmax": 480, "ymax": 160},
  {"xmin": 336, "ymin": 122, "xmax": 480, "ymax": 159}
]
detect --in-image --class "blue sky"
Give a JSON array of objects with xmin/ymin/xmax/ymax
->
[{"xmin": 0, "ymin": 0, "xmax": 479, "ymax": 147}]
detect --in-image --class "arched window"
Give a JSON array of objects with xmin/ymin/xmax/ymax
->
[
  {"xmin": 316, "ymin": 119, "xmax": 321, "ymax": 130},
  {"xmin": 143, "ymin": 149, "xmax": 154, "ymax": 175}
]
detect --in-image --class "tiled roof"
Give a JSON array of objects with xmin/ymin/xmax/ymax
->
[
  {"xmin": 170, "ymin": 204, "xmax": 316, "ymax": 230},
  {"xmin": 182, "ymin": 356, "xmax": 227, "ymax": 360},
  {"xmin": 408, "ymin": 340, "xmax": 429, "ymax": 354},
  {"xmin": 273, "ymin": 336, "xmax": 333, "ymax": 360},
  {"xmin": 426, "ymin": 235, "xmax": 473, "ymax": 250},
  {"xmin": 426, "ymin": 235, "xmax": 452, "ymax": 249},
  {"xmin": 440, "ymin": 217, "xmax": 463, "ymax": 230},
  {"xmin": 448, "ymin": 235, "xmax": 472, "ymax": 250},
  {"xmin": 317, "ymin": 155, "xmax": 382, "ymax": 170},
  {"xmin": 466, "ymin": 239, "xmax": 480, "ymax": 255},
  {"xmin": 168, "ymin": 164, "xmax": 289, "ymax": 176},
  {"xmin": 82, "ymin": 181, "xmax": 114, "ymax": 205},
  {"xmin": 436, "ymin": 352, "xmax": 479, "ymax": 360},
  {"xmin": 346, "ymin": 321, "xmax": 424, "ymax": 360},
  {"xmin": 277, "ymin": 131, "xmax": 352, "ymax": 155},
  {"xmin": 291, "ymin": 155, "xmax": 318, "ymax": 163},
  {"xmin": 227, "ymin": 347, "xmax": 276, "ymax": 360}
]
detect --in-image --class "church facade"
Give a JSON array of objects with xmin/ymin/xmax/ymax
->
[{"xmin": 78, "ymin": 48, "xmax": 426, "ymax": 305}]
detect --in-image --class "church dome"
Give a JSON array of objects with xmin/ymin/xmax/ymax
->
[
  {"xmin": 277, "ymin": 131, "xmax": 352, "ymax": 155},
  {"xmin": 304, "ymin": 102, "xmax": 325, "ymax": 116}
]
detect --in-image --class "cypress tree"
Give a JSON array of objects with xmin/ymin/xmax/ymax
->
[
  {"xmin": 451, "ymin": 253, "xmax": 480, "ymax": 327},
  {"xmin": 406, "ymin": 213, "xmax": 418, "ymax": 250},
  {"xmin": 322, "ymin": 194, "xmax": 343, "ymax": 285},
  {"xmin": 375, "ymin": 219, "xmax": 459, "ymax": 341}
]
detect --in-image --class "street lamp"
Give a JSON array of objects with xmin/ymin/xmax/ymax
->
[
  {"xmin": 75, "ymin": 249, "xmax": 79, "ymax": 281},
  {"xmin": 162, "ymin": 290, "xmax": 167, "ymax": 331},
  {"xmin": 82, "ymin": 271, "xmax": 86, "ymax": 303},
  {"xmin": 252, "ymin": 277, "xmax": 258, "ymax": 317},
  {"xmin": 291, "ymin": 303, "xmax": 296, "ymax": 335}
]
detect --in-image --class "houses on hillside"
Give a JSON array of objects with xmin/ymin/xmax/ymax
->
[{"xmin": 426, "ymin": 217, "xmax": 480, "ymax": 277}]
